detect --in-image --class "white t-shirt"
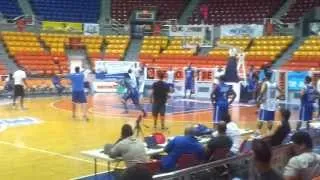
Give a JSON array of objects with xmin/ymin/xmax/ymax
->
[
  {"xmin": 83, "ymin": 69, "xmax": 91, "ymax": 82},
  {"xmin": 167, "ymin": 70, "xmax": 175, "ymax": 84},
  {"xmin": 212, "ymin": 121, "xmax": 241, "ymax": 153},
  {"xmin": 283, "ymin": 152, "xmax": 320, "ymax": 179},
  {"xmin": 133, "ymin": 67, "xmax": 140, "ymax": 78},
  {"xmin": 317, "ymin": 79, "xmax": 320, "ymax": 92},
  {"xmin": 13, "ymin": 70, "xmax": 26, "ymax": 85}
]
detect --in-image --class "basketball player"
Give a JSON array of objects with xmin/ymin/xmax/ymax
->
[
  {"xmin": 150, "ymin": 72, "xmax": 170, "ymax": 130},
  {"xmin": 69, "ymin": 67, "xmax": 88, "ymax": 120},
  {"xmin": 82, "ymin": 66, "xmax": 92, "ymax": 95},
  {"xmin": 167, "ymin": 66, "xmax": 175, "ymax": 92},
  {"xmin": 247, "ymin": 65, "xmax": 258, "ymax": 103},
  {"xmin": 256, "ymin": 72, "xmax": 282, "ymax": 135},
  {"xmin": 211, "ymin": 75, "xmax": 236, "ymax": 124},
  {"xmin": 297, "ymin": 76, "xmax": 318, "ymax": 130},
  {"xmin": 184, "ymin": 63, "xmax": 195, "ymax": 98},
  {"xmin": 122, "ymin": 69, "xmax": 146, "ymax": 117},
  {"xmin": 13, "ymin": 67, "xmax": 27, "ymax": 109}
]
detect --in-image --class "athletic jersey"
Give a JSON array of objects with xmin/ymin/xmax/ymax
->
[
  {"xmin": 128, "ymin": 73, "xmax": 137, "ymax": 88},
  {"xmin": 214, "ymin": 83, "xmax": 231, "ymax": 106},
  {"xmin": 301, "ymin": 84, "xmax": 316, "ymax": 105},
  {"xmin": 260, "ymin": 81, "xmax": 277, "ymax": 111},
  {"xmin": 167, "ymin": 70, "xmax": 175, "ymax": 84},
  {"xmin": 185, "ymin": 68, "xmax": 194, "ymax": 82}
]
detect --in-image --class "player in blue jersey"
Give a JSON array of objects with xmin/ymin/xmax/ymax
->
[
  {"xmin": 121, "ymin": 69, "xmax": 147, "ymax": 117},
  {"xmin": 297, "ymin": 76, "xmax": 318, "ymax": 130},
  {"xmin": 184, "ymin": 63, "xmax": 195, "ymax": 98},
  {"xmin": 68, "ymin": 67, "xmax": 88, "ymax": 120},
  {"xmin": 256, "ymin": 72, "xmax": 282, "ymax": 135},
  {"xmin": 211, "ymin": 75, "xmax": 236, "ymax": 124},
  {"xmin": 247, "ymin": 65, "xmax": 258, "ymax": 102}
]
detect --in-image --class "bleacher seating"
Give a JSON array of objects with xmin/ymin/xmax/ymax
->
[
  {"xmin": 30, "ymin": 0, "xmax": 100, "ymax": 22},
  {"xmin": 104, "ymin": 35, "xmax": 130, "ymax": 60},
  {"xmin": 139, "ymin": 36, "xmax": 168, "ymax": 59},
  {"xmin": 208, "ymin": 36, "xmax": 251, "ymax": 61},
  {"xmin": 83, "ymin": 35, "xmax": 103, "ymax": 60},
  {"xmin": 111, "ymin": 0, "xmax": 188, "ymax": 23},
  {"xmin": 282, "ymin": 36, "xmax": 320, "ymax": 71},
  {"xmin": 281, "ymin": 0, "xmax": 320, "ymax": 23},
  {"xmin": 1, "ymin": 31, "xmax": 68, "ymax": 75},
  {"xmin": 0, "ymin": 0, "xmax": 23, "ymax": 19},
  {"xmin": 247, "ymin": 36, "xmax": 294, "ymax": 64},
  {"xmin": 189, "ymin": 0, "xmax": 280, "ymax": 25}
]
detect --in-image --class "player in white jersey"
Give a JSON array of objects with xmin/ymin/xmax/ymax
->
[
  {"xmin": 167, "ymin": 66, "xmax": 175, "ymax": 92},
  {"xmin": 256, "ymin": 72, "xmax": 282, "ymax": 134}
]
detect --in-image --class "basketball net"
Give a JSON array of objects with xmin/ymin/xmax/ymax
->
[{"xmin": 216, "ymin": 43, "xmax": 247, "ymax": 84}]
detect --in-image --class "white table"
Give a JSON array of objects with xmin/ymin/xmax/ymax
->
[
  {"xmin": 81, "ymin": 147, "xmax": 164, "ymax": 175},
  {"xmin": 81, "ymin": 129, "xmax": 253, "ymax": 175}
]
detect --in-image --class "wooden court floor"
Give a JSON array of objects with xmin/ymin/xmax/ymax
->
[{"xmin": 0, "ymin": 93, "xmax": 296, "ymax": 180}]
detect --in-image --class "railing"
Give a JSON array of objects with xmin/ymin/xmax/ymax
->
[{"xmin": 153, "ymin": 131, "xmax": 320, "ymax": 180}]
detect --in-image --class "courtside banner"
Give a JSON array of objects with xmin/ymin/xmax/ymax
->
[
  {"xmin": 83, "ymin": 23, "xmax": 100, "ymax": 35},
  {"xmin": 220, "ymin": 24, "xmax": 264, "ymax": 37},
  {"xmin": 287, "ymin": 71, "xmax": 309, "ymax": 91},
  {"xmin": 42, "ymin": 21, "xmax": 83, "ymax": 33},
  {"xmin": 95, "ymin": 61, "xmax": 138, "ymax": 81}
]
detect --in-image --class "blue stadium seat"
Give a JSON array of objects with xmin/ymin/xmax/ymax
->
[
  {"xmin": 0, "ymin": 0, "xmax": 23, "ymax": 19},
  {"xmin": 30, "ymin": 0, "xmax": 100, "ymax": 23}
]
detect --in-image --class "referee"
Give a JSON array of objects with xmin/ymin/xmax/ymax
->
[
  {"xmin": 150, "ymin": 72, "xmax": 170, "ymax": 130},
  {"xmin": 13, "ymin": 67, "xmax": 27, "ymax": 109}
]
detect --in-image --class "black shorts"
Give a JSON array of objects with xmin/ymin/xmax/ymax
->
[
  {"xmin": 14, "ymin": 85, "xmax": 25, "ymax": 97},
  {"xmin": 152, "ymin": 103, "xmax": 166, "ymax": 117}
]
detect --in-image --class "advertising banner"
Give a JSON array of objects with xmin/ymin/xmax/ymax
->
[
  {"xmin": 95, "ymin": 61, "xmax": 138, "ymax": 81},
  {"xmin": 83, "ymin": 23, "xmax": 100, "ymax": 35},
  {"xmin": 287, "ymin": 71, "xmax": 309, "ymax": 91},
  {"xmin": 42, "ymin": 21, "xmax": 83, "ymax": 33},
  {"xmin": 220, "ymin": 24, "xmax": 264, "ymax": 37}
]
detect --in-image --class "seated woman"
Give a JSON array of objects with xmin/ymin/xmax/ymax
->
[{"xmin": 108, "ymin": 124, "xmax": 149, "ymax": 167}]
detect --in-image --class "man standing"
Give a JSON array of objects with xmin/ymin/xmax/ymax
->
[
  {"xmin": 167, "ymin": 66, "xmax": 175, "ymax": 93},
  {"xmin": 150, "ymin": 72, "xmax": 170, "ymax": 130},
  {"xmin": 256, "ymin": 72, "xmax": 281, "ymax": 135},
  {"xmin": 184, "ymin": 63, "xmax": 195, "ymax": 98},
  {"xmin": 297, "ymin": 76, "xmax": 317, "ymax": 130},
  {"xmin": 69, "ymin": 67, "xmax": 88, "ymax": 120},
  {"xmin": 13, "ymin": 68, "xmax": 27, "ymax": 109},
  {"xmin": 83, "ymin": 66, "xmax": 92, "ymax": 95},
  {"xmin": 211, "ymin": 76, "xmax": 236, "ymax": 124}
]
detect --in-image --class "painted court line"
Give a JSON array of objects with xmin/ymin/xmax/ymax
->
[{"xmin": 0, "ymin": 140, "xmax": 108, "ymax": 167}]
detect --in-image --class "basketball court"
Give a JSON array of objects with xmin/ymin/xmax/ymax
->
[{"xmin": 0, "ymin": 93, "xmax": 301, "ymax": 179}]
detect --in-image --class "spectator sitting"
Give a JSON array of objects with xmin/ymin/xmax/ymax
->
[
  {"xmin": 283, "ymin": 131, "xmax": 320, "ymax": 180},
  {"xmin": 108, "ymin": 124, "xmax": 148, "ymax": 167},
  {"xmin": 207, "ymin": 122, "xmax": 233, "ymax": 161},
  {"xmin": 121, "ymin": 165, "xmax": 153, "ymax": 180},
  {"xmin": 252, "ymin": 139, "xmax": 283, "ymax": 180},
  {"xmin": 212, "ymin": 113, "xmax": 241, "ymax": 153},
  {"xmin": 269, "ymin": 108, "xmax": 291, "ymax": 146},
  {"xmin": 52, "ymin": 74, "xmax": 65, "ymax": 96},
  {"xmin": 160, "ymin": 126, "xmax": 206, "ymax": 172}
]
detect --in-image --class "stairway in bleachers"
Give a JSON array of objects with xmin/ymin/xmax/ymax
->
[
  {"xmin": 272, "ymin": 0, "xmax": 296, "ymax": 19},
  {"xmin": 0, "ymin": 43, "xmax": 18, "ymax": 73},
  {"xmin": 17, "ymin": 0, "xmax": 34, "ymax": 16},
  {"xmin": 273, "ymin": 36, "xmax": 307, "ymax": 68},
  {"xmin": 124, "ymin": 39, "xmax": 143, "ymax": 61},
  {"xmin": 179, "ymin": 0, "xmax": 200, "ymax": 25}
]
